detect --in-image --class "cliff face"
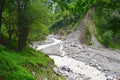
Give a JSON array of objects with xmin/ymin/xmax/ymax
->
[{"xmin": 66, "ymin": 7, "xmax": 102, "ymax": 48}]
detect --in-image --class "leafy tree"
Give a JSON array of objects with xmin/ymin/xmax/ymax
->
[
  {"xmin": 0, "ymin": 0, "xmax": 50, "ymax": 51},
  {"xmin": 14, "ymin": 0, "xmax": 30, "ymax": 51},
  {"xmin": 27, "ymin": 0, "xmax": 50, "ymax": 42},
  {"xmin": 3, "ymin": 0, "xmax": 17, "ymax": 39},
  {"xmin": 94, "ymin": 0, "xmax": 120, "ymax": 47}
]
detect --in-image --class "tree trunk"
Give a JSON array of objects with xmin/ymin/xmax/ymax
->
[
  {"xmin": 8, "ymin": 31, "xmax": 12, "ymax": 40},
  {"xmin": 18, "ymin": 27, "xmax": 29, "ymax": 51},
  {"xmin": 0, "ymin": 0, "xmax": 5, "ymax": 44},
  {"xmin": 17, "ymin": 1, "xmax": 29, "ymax": 51},
  {"xmin": 18, "ymin": 34, "xmax": 22, "ymax": 51}
]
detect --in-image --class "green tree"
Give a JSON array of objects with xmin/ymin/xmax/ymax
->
[
  {"xmin": 16, "ymin": 0, "xmax": 50, "ymax": 51},
  {"xmin": 27, "ymin": 0, "xmax": 50, "ymax": 42},
  {"xmin": 3, "ymin": 0, "xmax": 17, "ymax": 40}
]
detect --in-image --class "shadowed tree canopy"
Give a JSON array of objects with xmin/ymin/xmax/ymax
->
[{"xmin": 1, "ymin": 0, "xmax": 50, "ymax": 51}]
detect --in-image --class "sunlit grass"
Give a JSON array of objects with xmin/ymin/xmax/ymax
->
[{"xmin": 0, "ymin": 45, "xmax": 65, "ymax": 80}]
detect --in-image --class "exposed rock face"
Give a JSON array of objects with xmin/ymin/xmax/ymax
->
[
  {"xmin": 66, "ymin": 7, "xmax": 103, "ymax": 48},
  {"xmin": 66, "ymin": 13, "xmax": 86, "ymax": 44}
]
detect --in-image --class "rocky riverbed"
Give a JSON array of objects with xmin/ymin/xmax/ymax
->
[{"xmin": 31, "ymin": 35, "xmax": 120, "ymax": 80}]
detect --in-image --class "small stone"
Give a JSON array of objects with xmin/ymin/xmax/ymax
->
[
  {"xmin": 97, "ymin": 66, "xmax": 101, "ymax": 70},
  {"xmin": 53, "ymin": 67, "xmax": 61, "ymax": 75},
  {"xmin": 32, "ymin": 71, "xmax": 35, "ymax": 76},
  {"xmin": 106, "ymin": 75, "xmax": 114, "ymax": 80},
  {"xmin": 87, "ymin": 77, "xmax": 91, "ymax": 79},
  {"xmin": 61, "ymin": 66, "xmax": 71, "ymax": 72},
  {"xmin": 90, "ymin": 63, "xmax": 96, "ymax": 67},
  {"xmin": 102, "ymin": 68, "xmax": 110, "ymax": 73}
]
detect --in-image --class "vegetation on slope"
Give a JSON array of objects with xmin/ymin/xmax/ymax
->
[
  {"xmin": 0, "ymin": 0, "xmax": 120, "ymax": 79},
  {"xmin": 0, "ymin": 0, "xmax": 50, "ymax": 51},
  {"xmin": 94, "ymin": 1, "xmax": 120, "ymax": 48},
  {"xmin": 50, "ymin": 0, "xmax": 120, "ymax": 48},
  {"xmin": 49, "ymin": 0, "xmax": 94, "ymax": 35},
  {"xmin": 0, "ymin": 1, "xmax": 65, "ymax": 80},
  {"xmin": 0, "ymin": 45, "xmax": 65, "ymax": 80}
]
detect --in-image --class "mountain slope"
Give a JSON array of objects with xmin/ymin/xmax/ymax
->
[{"xmin": 66, "ymin": 7, "xmax": 102, "ymax": 48}]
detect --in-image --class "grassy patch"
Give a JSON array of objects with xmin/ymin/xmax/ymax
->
[{"xmin": 0, "ymin": 45, "xmax": 65, "ymax": 80}]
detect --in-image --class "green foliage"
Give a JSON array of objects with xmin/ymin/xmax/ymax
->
[
  {"xmin": 103, "ymin": 30, "xmax": 113, "ymax": 47},
  {"xmin": 94, "ymin": 1, "xmax": 120, "ymax": 48},
  {"xmin": 50, "ymin": 0, "xmax": 120, "ymax": 48},
  {"xmin": 2, "ymin": 6, "xmax": 17, "ymax": 39},
  {"xmin": 26, "ymin": 0, "xmax": 50, "ymax": 42},
  {"xmin": 1, "ymin": 0, "xmax": 50, "ymax": 51},
  {"xmin": 28, "ymin": 23, "xmax": 49, "ymax": 42},
  {"xmin": 50, "ymin": 0, "xmax": 94, "ymax": 35},
  {"xmin": 85, "ymin": 20, "xmax": 92, "ymax": 45},
  {"xmin": 0, "ymin": 45, "xmax": 65, "ymax": 80}
]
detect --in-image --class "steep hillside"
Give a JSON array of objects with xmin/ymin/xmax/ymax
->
[
  {"xmin": 0, "ymin": 45, "xmax": 65, "ymax": 80},
  {"xmin": 66, "ymin": 7, "xmax": 102, "ymax": 48},
  {"xmin": 65, "ymin": 5, "xmax": 120, "ymax": 49},
  {"xmin": 50, "ymin": 1, "xmax": 120, "ymax": 49},
  {"xmin": 94, "ymin": 4, "xmax": 120, "ymax": 48}
]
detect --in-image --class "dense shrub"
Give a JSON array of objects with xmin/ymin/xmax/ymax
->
[
  {"xmin": 103, "ymin": 30, "xmax": 113, "ymax": 47},
  {"xmin": 95, "ymin": 5, "xmax": 120, "ymax": 48}
]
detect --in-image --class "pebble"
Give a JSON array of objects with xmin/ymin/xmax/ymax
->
[
  {"xmin": 61, "ymin": 66, "xmax": 71, "ymax": 72},
  {"xmin": 106, "ymin": 75, "xmax": 119, "ymax": 80},
  {"xmin": 53, "ymin": 67, "xmax": 61, "ymax": 75}
]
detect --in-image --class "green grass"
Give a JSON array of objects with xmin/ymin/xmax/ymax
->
[
  {"xmin": 0, "ymin": 45, "xmax": 65, "ymax": 80},
  {"xmin": 108, "ymin": 43, "xmax": 120, "ymax": 49}
]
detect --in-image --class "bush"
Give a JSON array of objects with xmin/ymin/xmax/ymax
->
[{"xmin": 103, "ymin": 30, "xmax": 113, "ymax": 47}]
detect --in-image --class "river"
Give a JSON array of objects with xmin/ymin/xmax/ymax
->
[{"xmin": 32, "ymin": 35, "xmax": 120, "ymax": 80}]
